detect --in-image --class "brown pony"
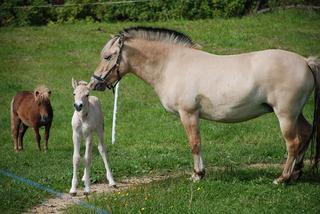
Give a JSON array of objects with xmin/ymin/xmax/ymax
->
[{"xmin": 10, "ymin": 85, "xmax": 53, "ymax": 151}]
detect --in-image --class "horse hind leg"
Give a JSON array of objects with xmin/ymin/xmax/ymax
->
[
  {"xmin": 18, "ymin": 123, "xmax": 28, "ymax": 151},
  {"xmin": 274, "ymin": 115, "xmax": 301, "ymax": 184},
  {"xmin": 290, "ymin": 114, "xmax": 312, "ymax": 181},
  {"xmin": 10, "ymin": 107, "xmax": 21, "ymax": 151}
]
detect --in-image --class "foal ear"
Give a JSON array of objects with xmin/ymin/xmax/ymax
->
[{"xmin": 71, "ymin": 77, "xmax": 78, "ymax": 89}]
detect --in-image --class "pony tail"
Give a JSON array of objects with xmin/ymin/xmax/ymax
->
[{"xmin": 307, "ymin": 57, "xmax": 320, "ymax": 171}]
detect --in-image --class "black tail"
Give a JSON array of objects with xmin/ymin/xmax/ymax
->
[{"xmin": 307, "ymin": 57, "xmax": 320, "ymax": 171}]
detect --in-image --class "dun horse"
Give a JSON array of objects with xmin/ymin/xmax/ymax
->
[
  {"xmin": 89, "ymin": 27, "xmax": 320, "ymax": 184},
  {"xmin": 70, "ymin": 79, "xmax": 115, "ymax": 196},
  {"xmin": 11, "ymin": 85, "xmax": 53, "ymax": 151}
]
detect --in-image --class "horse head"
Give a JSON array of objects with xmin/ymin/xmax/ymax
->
[
  {"xmin": 89, "ymin": 35, "xmax": 126, "ymax": 92},
  {"xmin": 72, "ymin": 78, "xmax": 90, "ymax": 112},
  {"xmin": 34, "ymin": 85, "xmax": 52, "ymax": 123}
]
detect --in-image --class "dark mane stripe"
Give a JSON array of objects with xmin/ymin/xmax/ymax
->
[{"xmin": 120, "ymin": 26, "xmax": 199, "ymax": 49}]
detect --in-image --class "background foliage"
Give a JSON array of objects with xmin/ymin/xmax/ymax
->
[{"xmin": 0, "ymin": 0, "xmax": 319, "ymax": 26}]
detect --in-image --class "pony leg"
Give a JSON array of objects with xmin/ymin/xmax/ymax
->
[
  {"xmin": 18, "ymin": 123, "xmax": 28, "ymax": 150},
  {"xmin": 83, "ymin": 135, "xmax": 93, "ymax": 195},
  {"xmin": 70, "ymin": 131, "xmax": 81, "ymax": 196},
  {"xmin": 33, "ymin": 127, "xmax": 41, "ymax": 151},
  {"xmin": 11, "ymin": 114, "xmax": 21, "ymax": 152},
  {"xmin": 44, "ymin": 123, "xmax": 52, "ymax": 151},
  {"xmin": 97, "ymin": 129, "xmax": 116, "ymax": 187},
  {"xmin": 179, "ymin": 110, "xmax": 205, "ymax": 181},
  {"xmin": 274, "ymin": 116, "xmax": 300, "ymax": 184}
]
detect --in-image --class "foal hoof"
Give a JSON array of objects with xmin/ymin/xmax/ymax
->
[
  {"xmin": 110, "ymin": 184, "xmax": 118, "ymax": 189},
  {"xmin": 70, "ymin": 192, "xmax": 77, "ymax": 197}
]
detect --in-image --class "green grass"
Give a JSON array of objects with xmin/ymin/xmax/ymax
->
[{"xmin": 0, "ymin": 9, "xmax": 320, "ymax": 213}]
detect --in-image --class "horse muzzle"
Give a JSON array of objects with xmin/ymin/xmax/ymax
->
[{"xmin": 74, "ymin": 103, "xmax": 83, "ymax": 112}]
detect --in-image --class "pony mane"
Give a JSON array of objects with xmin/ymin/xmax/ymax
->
[
  {"xmin": 120, "ymin": 26, "xmax": 201, "ymax": 49},
  {"xmin": 34, "ymin": 85, "xmax": 51, "ymax": 102}
]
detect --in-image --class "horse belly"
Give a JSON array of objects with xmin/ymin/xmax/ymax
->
[{"xmin": 198, "ymin": 95, "xmax": 272, "ymax": 123}]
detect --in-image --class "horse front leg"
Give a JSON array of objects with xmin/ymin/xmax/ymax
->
[
  {"xmin": 179, "ymin": 110, "xmax": 205, "ymax": 181},
  {"xmin": 44, "ymin": 123, "xmax": 52, "ymax": 151},
  {"xmin": 70, "ymin": 131, "xmax": 81, "ymax": 196},
  {"xmin": 83, "ymin": 134, "xmax": 93, "ymax": 195},
  {"xmin": 33, "ymin": 127, "xmax": 41, "ymax": 151}
]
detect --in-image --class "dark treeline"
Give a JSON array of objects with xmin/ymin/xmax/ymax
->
[{"xmin": 0, "ymin": 0, "xmax": 319, "ymax": 26}]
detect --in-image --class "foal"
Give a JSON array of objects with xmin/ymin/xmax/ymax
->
[
  {"xmin": 11, "ymin": 85, "xmax": 53, "ymax": 151},
  {"xmin": 70, "ymin": 78, "xmax": 116, "ymax": 196}
]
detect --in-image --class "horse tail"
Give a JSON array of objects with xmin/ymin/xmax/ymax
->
[{"xmin": 307, "ymin": 56, "xmax": 320, "ymax": 171}]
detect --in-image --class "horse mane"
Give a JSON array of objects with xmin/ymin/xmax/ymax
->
[
  {"xmin": 34, "ymin": 85, "xmax": 51, "ymax": 102},
  {"xmin": 120, "ymin": 26, "xmax": 201, "ymax": 49}
]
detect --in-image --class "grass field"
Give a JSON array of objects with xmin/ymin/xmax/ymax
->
[{"xmin": 1, "ymin": 9, "xmax": 320, "ymax": 214}]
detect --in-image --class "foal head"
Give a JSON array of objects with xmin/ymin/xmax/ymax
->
[
  {"xmin": 34, "ymin": 85, "xmax": 52, "ymax": 123},
  {"xmin": 72, "ymin": 78, "xmax": 90, "ymax": 112}
]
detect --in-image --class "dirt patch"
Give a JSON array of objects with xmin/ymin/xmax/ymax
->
[
  {"xmin": 23, "ymin": 174, "xmax": 181, "ymax": 214},
  {"xmin": 24, "ymin": 163, "xmax": 284, "ymax": 214}
]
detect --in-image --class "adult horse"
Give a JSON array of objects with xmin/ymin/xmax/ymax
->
[{"xmin": 89, "ymin": 26, "xmax": 320, "ymax": 184}]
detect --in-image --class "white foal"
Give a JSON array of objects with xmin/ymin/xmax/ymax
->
[{"xmin": 69, "ymin": 78, "xmax": 116, "ymax": 196}]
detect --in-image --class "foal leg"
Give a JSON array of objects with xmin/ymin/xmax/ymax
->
[
  {"xmin": 44, "ymin": 123, "xmax": 52, "ymax": 151},
  {"xmin": 179, "ymin": 110, "xmax": 205, "ymax": 181},
  {"xmin": 33, "ymin": 127, "xmax": 41, "ymax": 151},
  {"xmin": 97, "ymin": 129, "xmax": 116, "ymax": 187},
  {"xmin": 274, "ymin": 116, "xmax": 300, "ymax": 184},
  {"xmin": 83, "ymin": 134, "xmax": 93, "ymax": 195},
  {"xmin": 18, "ymin": 123, "xmax": 28, "ymax": 151},
  {"xmin": 70, "ymin": 131, "xmax": 81, "ymax": 196}
]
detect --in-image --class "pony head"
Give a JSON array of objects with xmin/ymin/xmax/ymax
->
[{"xmin": 33, "ymin": 85, "xmax": 52, "ymax": 123}]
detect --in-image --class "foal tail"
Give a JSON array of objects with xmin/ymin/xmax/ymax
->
[{"xmin": 307, "ymin": 57, "xmax": 320, "ymax": 171}]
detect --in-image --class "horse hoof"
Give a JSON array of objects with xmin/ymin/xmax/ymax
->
[
  {"xmin": 70, "ymin": 192, "xmax": 77, "ymax": 197},
  {"xmin": 290, "ymin": 170, "xmax": 303, "ymax": 182},
  {"xmin": 84, "ymin": 192, "xmax": 90, "ymax": 196},
  {"xmin": 273, "ymin": 175, "xmax": 290, "ymax": 185}
]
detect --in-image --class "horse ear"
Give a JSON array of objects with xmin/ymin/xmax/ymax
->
[{"xmin": 72, "ymin": 78, "xmax": 78, "ymax": 89}]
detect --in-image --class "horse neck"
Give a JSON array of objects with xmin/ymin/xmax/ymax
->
[{"xmin": 124, "ymin": 39, "xmax": 170, "ymax": 89}]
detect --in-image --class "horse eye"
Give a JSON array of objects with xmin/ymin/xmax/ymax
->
[
  {"xmin": 86, "ymin": 94, "xmax": 89, "ymax": 97},
  {"xmin": 104, "ymin": 55, "xmax": 112, "ymax": 61},
  {"xmin": 73, "ymin": 92, "xmax": 75, "ymax": 96}
]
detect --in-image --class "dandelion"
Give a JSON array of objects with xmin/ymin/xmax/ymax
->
[
  {"xmin": 197, "ymin": 187, "xmax": 201, "ymax": 191},
  {"xmin": 125, "ymin": 192, "xmax": 129, "ymax": 196},
  {"xmin": 140, "ymin": 207, "xmax": 145, "ymax": 212}
]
